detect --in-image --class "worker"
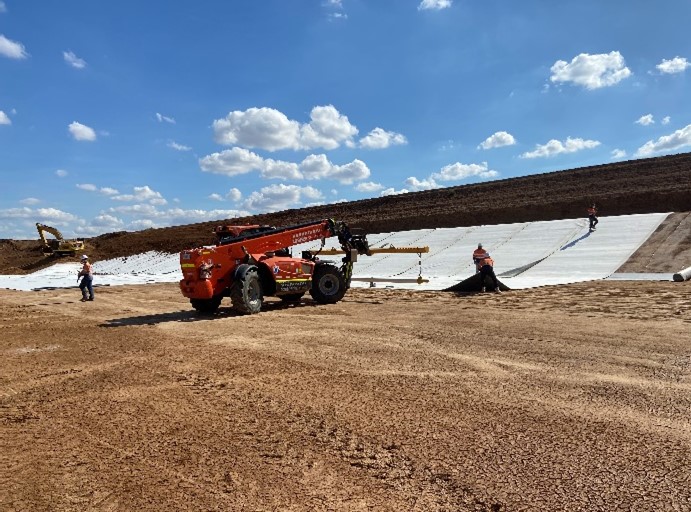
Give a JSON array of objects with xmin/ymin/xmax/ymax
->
[
  {"xmin": 472, "ymin": 243, "xmax": 490, "ymax": 273},
  {"xmin": 587, "ymin": 204, "xmax": 599, "ymax": 231},
  {"xmin": 78, "ymin": 254, "xmax": 94, "ymax": 302},
  {"xmin": 479, "ymin": 255, "xmax": 501, "ymax": 293}
]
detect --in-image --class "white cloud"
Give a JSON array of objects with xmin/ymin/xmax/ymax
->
[
  {"xmin": 611, "ymin": 149, "xmax": 627, "ymax": 160},
  {"xmin": 20, "ymin": 197, "xmax": 40, "ymax": 206},
  {"xmin": 63, "ymin": 51, "xmax": 86, "ymax": 69},
  {"xmin": 418, "ymin": 0, "xmax": 452, "ymax": 10},
  {"xmin": 0, "ymin": 207, "xmax": 78, "ymax": 224},
  {"xmin": 167, "ymin": 141, "xmax": 191, "ymax": 151},
  {"xmin": 68, "ymin": 121, "xmax": 97, "ymax": 141},
  {"xmin": 355, "ymin": 181, "xmax": 385, "ymax": 193},
  {"xmin": 91, "ymin": 214, "xmax": 124, "ymax": 230},
  {"xmin": 299, "ymin": 154, "xmax": 370, "ymax": 184},
  {"xmin": 635, "ymin": 124, "xmax": 691, "ymax": 157},
  {"xmin": 112, "ymin": 186, "xmax": 166, "ymax": 205},
  {"xmin": 381, "ymin": 188, "xmax": 409, "ymax": 196},
  {"xmin": 55, "ymin": 169, "xmax": 68, "ymax": 177},
  {"xmin": 656, "ymin": 57, "xmax": 690, "ymax": 74},
  {"xmin": 200, "ymin": 148, "xmax": 370, "ymax": 184},
  {"xmin": 227, "ymin": 188, "xmax": 242, "ymax": 202},
  {"xmin": 241, "ymin": 184, "xmax": 324, "ymax": 212},
  {"xmin": 76, "ymin": 183, "xmax": 97, "ymax": 192},
  {"xmin": 208, "ymin": 193, "xmax": 224, "ymax": 201},
  {"xmin": 156, "ymin": 112, "xmax": 176, "ymax": 124},
  {"xmin": 359, "ymin": 127, "xmax": 408, "ymax": 149},
  {"xmin": 0, "ymin": 34, "xmax": 28, "ymax": 59},
  {"xmin": 212, "ymin": 105, "xmax": 359, "ymax": 151},
  {"xmin": 199, "ymin": 147, "xmax": 265, "ymax": 177},
  {"xmin": 105, "ymin": 205, "xmax": 251, "ymax": 228},
  {"xmin": 432, "ymin": 161, "xmax": 499, "ymax": 181},
  {"xmin": 100, "ymin": 187, "xmax": 119, "ymax": 196},
  {"xmin": 662, "ymin": 116, "xmax": 671, "ymax": 125},
  {"xmin": 77, "ymin": 183, "xmax": 119, "ymax": 196},
  {"xmin": 520, "ymin": 137, "xmax": 600, "ymax": 158},
  {"xmin": 635, "ymin": 114, "xmax": 654, "ymax": 126},
  {"xmin": 0, "ymin": 110, "xmax": 10, "ymax": 125},
  {"xmin": 478, "ymin": 131, "xmax": 516, "ymax": 150},
  {"xmin": 404, "ymin": 177, "xmax": 439, "ymax": 191},
  {"xmin": 550, "ymin": 51, "xmax": 631, "ymax": 89}
]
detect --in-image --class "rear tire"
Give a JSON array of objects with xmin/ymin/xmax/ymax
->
[
  {"xmin": 231, "ymin": 266, "xmax": 263, "ymax": 314},
  {"xmin": 190, "ymin": 295, "xmax": 222, "ymax": 314},
  {"xmin": 309, "ymin": 263, "xmax": 346, "ymax": 304}
]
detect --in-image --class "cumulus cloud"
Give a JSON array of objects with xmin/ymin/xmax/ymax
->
[
  {"xmin": 19, "ymin": 197, "xmax": 40, "ymax": 206},
  {"xmin": 381, "ymin": 188, "xmax": 409, "ymax": 196},
  {"xmin": 611, "ymin": 149, "xmax": 627, "ymax": 160},
  {"xmin": 656, "ymin": 57, "xmax": 690, "ymax": 74},
  {"xmin": 77, "ymin": 184, "xmax": 120, "ymax": 196},
  {"xmin": 432, "ymin": 161, "xmax": 499, "ymax": 181},
  {"xmin": 662, "ymin": 116, "xmax": 671, "ymax": 125},
  {"xmin": 404, "ymin": 177, "xmax": 438, "ymax": 191},
  {"xmin": 208, "ymin": 193, "xmax": 224, "ymax": 201},
  {"xmin": 63, "ymin": 51, "xmax": 86, "ymax": 69},
  {"xmin": 0, "ymin": 110, "xmax": 10, "ymax": 125},
  {"xmin": 0, "ymin": 206, "xmax": 78, "ymax": 223},
  {"xmin": 418, "ymin": 0, "xmax": 452, "ymax": 10},
  {"xmin": 241, "ymin": 184, "xmax": 323, "ymax": 212},
  {"xmin": 76, "ymin": 183, "xmax": 97, "ymax": 192},
  {"xmin": 105, "ymin": 205, "xmax": 251, "ymax": 229},
  {"xmin": 520, "ymin": 137, "xmax": 600, "ymax": 158},
  {"xmin": 167, "ymin": 141, "xmax": 191, "ymax": 151},
  {"xmin": 635, "ymin": 114, "xmax": 654, "ymax": 126},
  {"xmin": 355, "ymin": 181, "xmax": 385, "ymax": 193},
  {"xmin": 112, "ymin": 185, "xmax": 166, "ymax": 205},
  {"xmin": 635, "ymin": 124, "xmax": 691, "ymax": 157},
  {"xmin": 156, "ymin": 112, "xmax": 176, "ymax": 124},
  {"xmin": 478, "ymin": 131, "xmax": 516, "ymax": 150},
  {"xmin": 550, "ymin": 51, "xmax": 631, "ymax": 89},
  {"xmin": 212, "ymin": 105, "xmax": 360, "ymax": 151},
  {"xmin": 56, "ymin": 169, "xmax": 68, "ymax": 177},
  {"xmin": 68, "ymin": 121, "xmax": 97, "ymax": 141},
  {"xmin": 359, "ymin": 127, "xmax": 408, "ymax": 149},
  {"xmin": 0, "ymin": 34, "xmax": 28, "ymax": 59},
  {"xmin": 227, "ymin": 188, "xmax": 242, "ymax": 202},
  {"xmin": 200, "ymin": 148, "xmax": 370, "ymax": 184}
]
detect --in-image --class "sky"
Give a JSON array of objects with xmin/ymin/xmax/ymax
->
[{"xmin": 1, "ymin": 0, "xmax": 690, "ymax": 240}]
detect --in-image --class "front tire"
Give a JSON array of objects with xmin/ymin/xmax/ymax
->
[
  {"xmin": 190, "ymin": 295, "xmax": 222, "ymax": 314},
  {"xmin": 309, "ymin": 263, "xmax": 346, "ymax": 304},
  {"xmin": 231, "ymin": 266, "xmax": 263, "ymax": 314}
]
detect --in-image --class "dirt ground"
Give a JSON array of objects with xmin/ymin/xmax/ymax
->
[{"xmin": 2, "ymin": 280, "xmax": 690, "ymax": 511}]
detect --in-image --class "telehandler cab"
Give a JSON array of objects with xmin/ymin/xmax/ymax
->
[{"xmin": 179, "ymin": 219, "xmax": 371, "ymax": 315}]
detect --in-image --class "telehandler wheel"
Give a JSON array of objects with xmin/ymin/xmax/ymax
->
[
  {"xmin": 309, "ymin": 263, "xmax": 346, "ymax": 304},
  {"xmin": 231, "ymin": 266, "xmax": 263, "ymax": 314},
  {"xmin": 190, "ymin": 295, "xmax": 222, "ymax": 314}
]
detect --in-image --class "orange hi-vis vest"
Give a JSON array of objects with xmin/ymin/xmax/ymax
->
[
  {"xmin": 473, "ymin": 248, "xmax": 489, "ymax": 262},
  {"xmin": 480, "ymin": 257, "xmax": 494, "ymax": 268}
]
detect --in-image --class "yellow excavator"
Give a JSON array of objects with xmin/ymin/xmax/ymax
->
[{"xmin": 36, "ymin": 223, "xmax": 86, "ymax": 256}]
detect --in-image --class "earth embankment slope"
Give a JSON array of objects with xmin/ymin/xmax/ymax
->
[{"xmin": 2, "ymin": 152, "xmax": 690, "ymax": 275}]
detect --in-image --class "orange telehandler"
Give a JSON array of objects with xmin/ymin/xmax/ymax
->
[{"xmin": 179, "ymin": 219, "xmax": 371, "ymax": 315}]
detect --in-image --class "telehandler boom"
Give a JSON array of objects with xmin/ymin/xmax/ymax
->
[{"xmin": 179, "ymin": 219, "xmax": 371, "ymax": 315}]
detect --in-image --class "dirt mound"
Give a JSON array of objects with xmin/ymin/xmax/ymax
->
[{"xmin": 3, "ymin": 152, "xmax": 691, "ymax": 275}]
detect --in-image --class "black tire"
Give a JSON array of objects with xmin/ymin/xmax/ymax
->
[
  {"xmin": 190, "ymin": 295, "xmax": 222, "ymax": 314},
  {"xmin": 230, "ymin": 266, "xmax": 263, "ymax": 314},
  {"xmin": 279, "ymin": 293, "xmax": 304, "ymax": 302},
  {"xmin": 309, "ymin": 263, "xmax": 346, "ymax": 304}
]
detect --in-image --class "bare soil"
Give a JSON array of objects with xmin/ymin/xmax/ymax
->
[
  {"xmin": 2, "ymin": 152, "xmax": 690, "ymax": 511},
  {"xmin": 1, "ymin": 281, "xmax": 690, "ymax": 511}
]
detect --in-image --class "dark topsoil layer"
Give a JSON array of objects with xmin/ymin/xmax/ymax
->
[{"xmin": 2, "ymin": 152, "xmax": 691, "ymax": 275}]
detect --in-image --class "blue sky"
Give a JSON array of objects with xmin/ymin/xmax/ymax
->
[{"xmin": 1, "ymin": 0, "xmax": 690, "ymax": 240}]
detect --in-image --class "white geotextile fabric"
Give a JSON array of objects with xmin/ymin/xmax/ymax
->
[{"xmin": 0, "ymin": 213, "xmax": 672, "ymax": 292}]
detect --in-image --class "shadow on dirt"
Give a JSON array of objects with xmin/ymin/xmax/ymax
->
[{"xmin": 101, "ymin": 299, "xmax": 324, "ymax": 327}]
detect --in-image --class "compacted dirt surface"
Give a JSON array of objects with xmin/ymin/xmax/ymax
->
[
  {"xmin": 1, "ymin": 152, "xmax": 691, "ymax": 511},
  {"xmin": 1, "ymin": 281, "xmax": 690, "ymax": 511}
]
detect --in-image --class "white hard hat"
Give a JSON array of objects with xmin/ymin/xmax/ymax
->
[{"xmin": 81, "ymin": 255, "xmax": 89, "ymax": 260}]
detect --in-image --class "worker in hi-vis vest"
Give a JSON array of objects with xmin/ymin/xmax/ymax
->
[
  {"xmin": 479, "ymin": 255, "xmax": 501, "ymax": 293},
  {"xmin": 472, "ymin": 243, "xmax": 489, "ymax": 273}
]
